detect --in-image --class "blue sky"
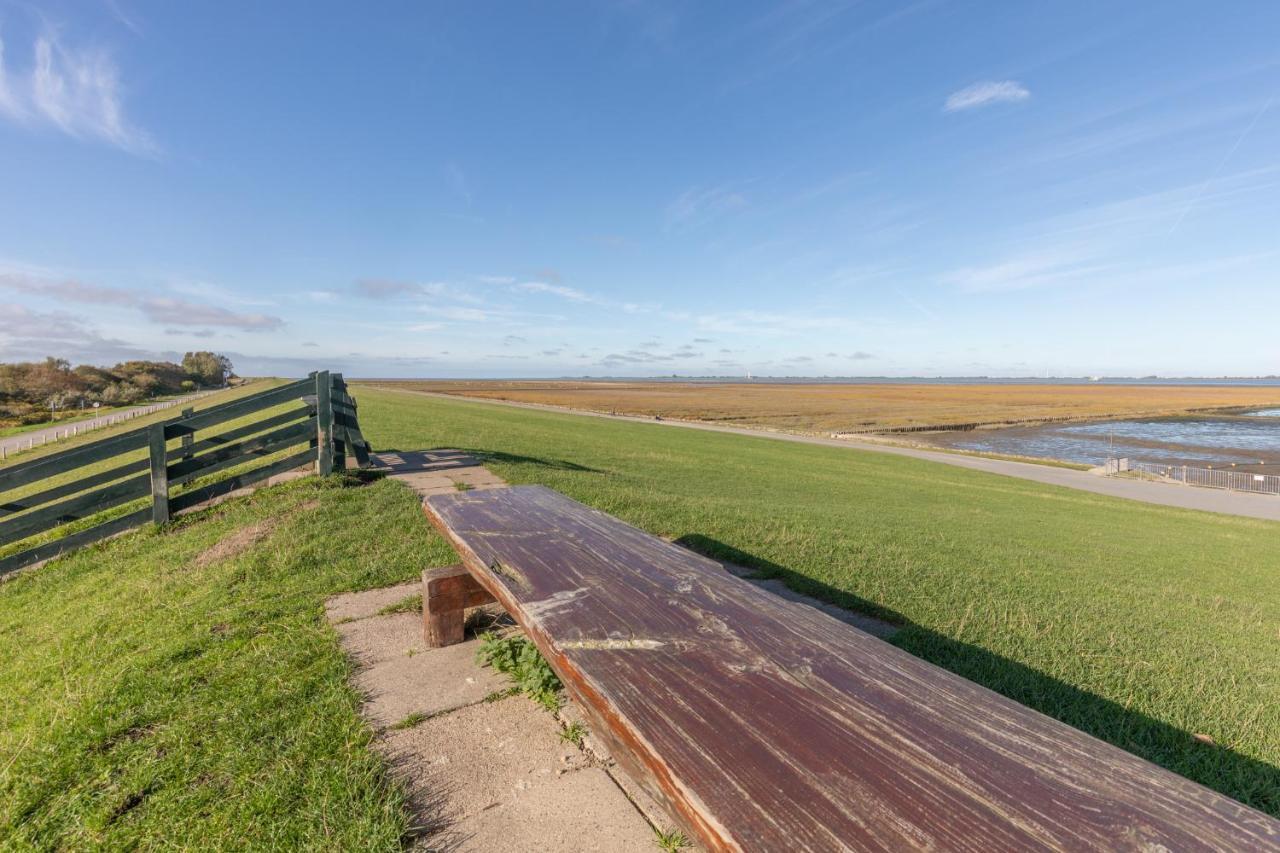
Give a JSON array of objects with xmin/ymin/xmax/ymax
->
[{"xmin": 1, "ymin": 1, "xmax": 1278, "ymax": 378}]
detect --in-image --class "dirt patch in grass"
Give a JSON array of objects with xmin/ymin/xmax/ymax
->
[
  {"xmin": 190, "ymin": 500, "xmax": 319, "ymax": 568},
  {"xmin": 191, "ymin": 520, "xmax": 277, "ymax": 568}
]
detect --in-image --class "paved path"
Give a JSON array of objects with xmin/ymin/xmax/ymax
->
[
  {"xmin": 0, "ymin": 390, "xmax": 216, "ymax": 459},
  {"xmin": 370, "ymin": 387, "xmax": 1280, "ymax": 522}
]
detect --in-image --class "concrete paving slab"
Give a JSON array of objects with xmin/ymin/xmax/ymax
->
[
  {"xmin": 325, "ymin": 580, "xmax": 421, "ymax": 624},
  {"xmin": 382, "ymin": 696, "xmax": 590, "ymax": 829},
  {"xmin": 354, "ymin": 637, "xmax": 508, "ymax": 729},
  {"xmin": 444, "ymin": 767, "xmax": 656, "ymax": 853},
  {"xmin": 333, "ymin": 611, "xmax": 426, "ymax": 666}
]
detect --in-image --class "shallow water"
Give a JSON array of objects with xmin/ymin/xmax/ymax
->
[{"xmin": 916, "ymin": 410, "xmax": 1280, "ymax": 471}]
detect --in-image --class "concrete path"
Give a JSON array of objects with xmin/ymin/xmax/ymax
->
[
  {"xmin": 371, "ymin": 388, "xmax": 1280, "ymax": 522},
  {"xmin": 0, "ymin": 389, "xmax": 217, "ymax": 459},
  {"xmin": 371, "ymin": 449, "xmax": 509, "ymax": 497}
]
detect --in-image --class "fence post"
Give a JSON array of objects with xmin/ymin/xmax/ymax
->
[
  {"xmin": 149, "ymin": 423, "xmax": 170, "ymax": 524},
  {"xmin": 331, "ymin": 373, "xmax": 347, "ymax": 472},
  {"xmin": 316, "ymin": 370, "xmax": 334, "ymax": 476},
  {"xmin": 180, "ymin": 407, "xmax": 195, "ymax": 460}
]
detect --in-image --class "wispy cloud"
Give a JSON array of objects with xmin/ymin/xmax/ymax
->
[
  {"xmin": 0, "ymin": 32, "xmax": 155, "ymax": 155},
  {"xmin": 165, "ymin": 328, "xmax": 216, "ymax": 338},
  {"xmin": 944, "ymin": 251, "xmax": 1112, "ymax": 293},
  {"xmin": 944, "ymin": 80, "xmax": 1030, "ymax": 113},
  {"xmin": 515, "ymin": 281, "xmax": 599, "ymax": 303},
  {"xmin": 664, "ymin": 184, "xmax": 748, "ymax": 231},
  {"xmin": 0, "ymin": 272, "xmax": 283, "ymax": 331},
  {"xmin": 0, "ymin": 303, "xmax": 158, "ymax": 363},
  {"xmin": 692, "ymin": 309, "xmax": 869, "ymax": 337},
  {"xmin": 138, "ymin": 297, "xmax": 282, "ymax": 330},
  {"xmin": 445, "ymin": 162, "xmax": 472, "ymax": 206},
  {"xmin": 352, "ymin": 278, "xmax": 487, "ymax": 305}
]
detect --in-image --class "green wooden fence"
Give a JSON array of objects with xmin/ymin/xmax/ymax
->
[{"xmin": 0, "ymin": 371, "xmax": 371, "ymax": 577}]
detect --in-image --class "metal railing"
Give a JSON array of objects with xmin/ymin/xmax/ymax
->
[{"xmin": 1110, "ymin": 458, "xmax": 1280, "ymax": 497}]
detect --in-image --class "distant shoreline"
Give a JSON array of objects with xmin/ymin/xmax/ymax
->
[{"xmin": 349, "ymin": 375, "xmax": 1280, "ymax": 386}]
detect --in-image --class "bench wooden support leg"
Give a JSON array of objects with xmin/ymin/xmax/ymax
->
[{"xmin": 422, "ymin": 564, "xmax": 497, "ymax": 647}]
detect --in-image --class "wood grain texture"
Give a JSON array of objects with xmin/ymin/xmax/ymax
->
[{"xmin": 423, "ymin": 485, "xmax": 1280, "ymax": 853}]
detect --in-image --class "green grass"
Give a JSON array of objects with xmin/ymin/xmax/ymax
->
[
  {"xmin": 356, "ymin": 385, "xmax": 1280, "ymax": 816},
  {"xmin": 0, "ymin": 474, "xmax": 458, "ymax": 849},
  {"xmin": 3, "ymin": 382, "xmax": 1278, "ymax": 849}
]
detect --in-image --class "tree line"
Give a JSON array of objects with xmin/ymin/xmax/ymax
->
[{"xmin": 0, "ymin": 352, "xmax": 235, "ymax": 425}]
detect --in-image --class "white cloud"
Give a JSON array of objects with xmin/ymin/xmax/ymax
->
[
  {"xmin": 516, "ymin": 281, "xmax": 599, "ymax": 303},
  {"xmin": 0, "ymin": 32, "xmax": 155, "ymax": 155},
  {"xmin": 944, "ymin": 80, "xmax": 1030, "ymax": 113},
  {"xmin": 138, "ymin": 297, "xmax": 283, "ymax": 330},
  {"xmin": 0, "ymin": 271, "xmax": 284, "ymax": 331},
  {"xmin": 943, "ymin": 251, "xmax": 1110, "ymax": 292},
  {"xmin": 0, "ymin": 303, "xmax": 158, "ymax": 363}
]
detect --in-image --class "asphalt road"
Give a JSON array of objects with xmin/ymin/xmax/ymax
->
[{"xmin": 375, "ymin": 387, "xmax": 1280, "ymax": 522}]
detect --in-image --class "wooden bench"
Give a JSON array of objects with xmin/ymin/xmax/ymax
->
[{"xmin": 422, "ymin": 485, "xmax": 1280, "ymax": 851}]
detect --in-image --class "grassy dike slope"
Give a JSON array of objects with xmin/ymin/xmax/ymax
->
[
  {"xmin": 358, "ymin": 386, "xmax": 1280, "ymax": 816},
  {"xmin": 0, "ymin": 475, "xmax": 456, "ymax": 849}
]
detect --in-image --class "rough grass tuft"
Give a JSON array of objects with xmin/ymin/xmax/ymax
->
[
  {"xmin": 654, "ymin": 827, "xmax": 690, "ymax": 851},
  {"xmin": 377, "ymin": 593, "xmax": 421, "ymax": 616},
  {"xmin": 391, "ymin": 711, "xmax": 430, "ymax": 730},
  {"xmin": 559, "ymin": 721, "xmax": 587, "ymax": 747}
]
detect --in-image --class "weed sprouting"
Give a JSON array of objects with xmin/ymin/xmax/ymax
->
[
  {"xmin": 475, "ymin": 632, "xmax": 562, "ymax": 711},
  {"xmin": 391, "ymin": 711, "xmax": 429, "ymax": 730},
  {"xmin": 654, "ymin": 827, "xmax": 690, "ymax": 851},
  {"xmin": 559, "ymin": 721, "xmax": 587, "ymax": 747}
]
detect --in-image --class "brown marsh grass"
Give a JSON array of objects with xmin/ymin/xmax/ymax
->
[{"xmin": 362, "ymin": 380, "xmax": 1280, "ymax": 435}]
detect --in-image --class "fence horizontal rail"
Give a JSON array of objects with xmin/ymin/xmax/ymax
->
[
  {"xmin": 0, "ymin": 457, "xmax": 149, "ymax": 517},
  {"xmin": 0, "ymin": 371, "xmax": 367, "ymax": 578},
  {"xmin": 0, "ymin": 472, "xmax": 151, "ymax": 545},
  {"xmin": 165, "ymin": 405, "xmax": 313, "ymax": 463},
  {"xmin": 169, "ymin": 447, "xmax": 318, "ymax": 515},
  {"xmin": 0, "ymin": 507, "xmax": 153, "ymax": 577},
  {"xmin": 0, "ymin": 424, "xmax": 152, "ymax": 492},
  {"xmin": 169, "ymin": 418, "xmax": 316, "ymax": 485},
  {"xmin": 165, "ymin": 377, "xmax": 312, "ymax": 437}
]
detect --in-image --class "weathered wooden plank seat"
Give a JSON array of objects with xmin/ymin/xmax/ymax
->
[{"xmin": 422, "ymin": 485, "xmax": 1280, "ymax": 852}]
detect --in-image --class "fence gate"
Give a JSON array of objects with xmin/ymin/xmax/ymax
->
[{"xmin": 0, "ymin": 371, "xmax": 371, "ymax": 577}]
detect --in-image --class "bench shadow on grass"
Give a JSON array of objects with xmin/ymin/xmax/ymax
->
[
  {"xmin": 460, "ymin": 449, "xmax": 604, "ymax": 474},
  {"xmin": 674, "ymin": 533, "xmax": 1280, "ymax": 818},
  {"xmin": 373, "ymin": 448, "xmax": 603, "ymax": 475}
]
